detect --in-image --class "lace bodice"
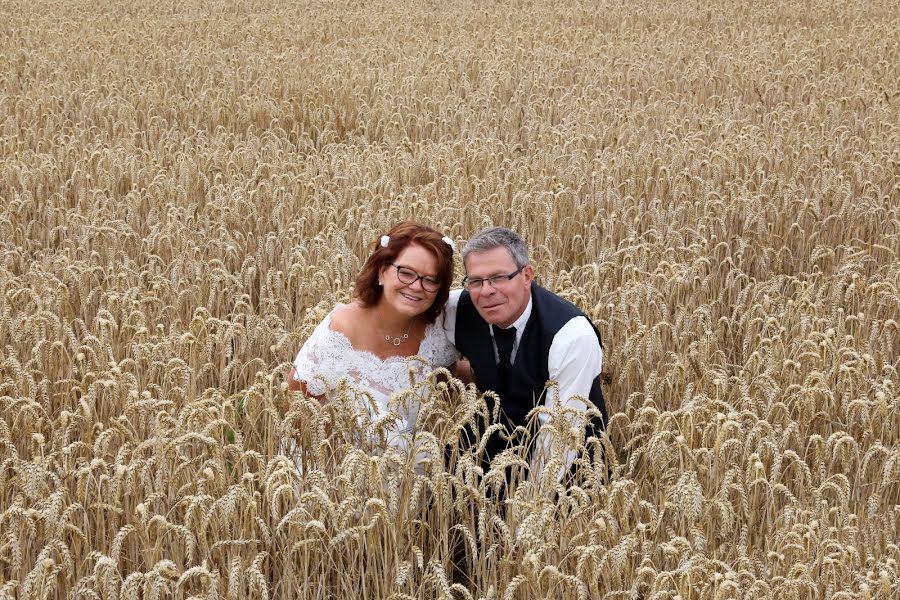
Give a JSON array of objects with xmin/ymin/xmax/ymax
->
[{"xmin": 291, "ymin": 304, "xmax": 460, "ymax": 446}]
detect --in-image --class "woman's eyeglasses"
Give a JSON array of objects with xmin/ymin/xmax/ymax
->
[{"xmin": 392, "ymin": 264, "xmax": 441, "ymax": 292}]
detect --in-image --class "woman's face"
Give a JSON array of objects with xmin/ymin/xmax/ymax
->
[{"xmin": 378, "ymin": 243, "xmax": 441, "ymax": 318}]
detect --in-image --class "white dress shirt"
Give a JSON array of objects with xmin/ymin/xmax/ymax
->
[{"xmin": 444, "ymin": 289, "xmax": 603, "ymax": 484}]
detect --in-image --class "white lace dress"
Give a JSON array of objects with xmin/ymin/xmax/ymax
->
[{"xmin": 291, "ymin": 304, "xmax": 460, "ymax": 452}]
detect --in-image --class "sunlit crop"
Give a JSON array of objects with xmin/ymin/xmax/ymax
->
[{"xmin": 1, "ymin": 0, "xmax": 898, "ymax": 598}]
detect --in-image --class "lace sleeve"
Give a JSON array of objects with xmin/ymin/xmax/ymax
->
[
  {"xmin": 292, "ymin": 316, "xmax": 339, "ymax": 396},
  {"xmin": 424, "ymin": 317, "xmax": 461, "ymax": 368}
]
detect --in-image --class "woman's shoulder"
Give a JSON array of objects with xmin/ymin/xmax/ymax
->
[
  {"xmin": 327, "ymin": 301, "xmax": 364, "ymax": 339},
  {"xmin": 293, "ymin": 303, "xmax": 370, "ymax": 395}
]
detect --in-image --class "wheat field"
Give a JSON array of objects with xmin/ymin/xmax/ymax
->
[{"xmin": 1, "ymin": 0, "xmax": 899, "ymax": 598}]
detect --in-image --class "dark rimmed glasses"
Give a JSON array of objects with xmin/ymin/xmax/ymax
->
[
  {"xmin": 391, "ymin": 264, "xmax": 441, "ymax": 293},
  {"xmin": 461, "ymin": 265, "xmax": 526, "ymax": 290}
]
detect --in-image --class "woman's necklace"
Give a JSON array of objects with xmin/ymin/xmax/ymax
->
[{"xmin": 382, "ymin": 322, "xmax": 411, "ymax": 346}]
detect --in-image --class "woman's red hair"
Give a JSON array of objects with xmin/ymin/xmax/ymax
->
[{"xmin": 355, "ymin": 222, "xmax": 454, "ymax": 323}]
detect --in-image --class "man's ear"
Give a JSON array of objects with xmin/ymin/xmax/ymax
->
[{"xmin": 522, "ymin": 264, "xmax": 535, "ymax": 284}]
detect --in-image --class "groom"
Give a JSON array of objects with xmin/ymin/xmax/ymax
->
[{"xmin": 444, "ymin": 227, "xmax": 608, "ymax": 484}]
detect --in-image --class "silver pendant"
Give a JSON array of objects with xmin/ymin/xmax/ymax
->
[{"xmin": 384, "ymin": 332, "xmax": 409, "ymax": 346}]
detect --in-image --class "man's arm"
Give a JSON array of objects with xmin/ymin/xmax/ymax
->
[
  {"xmin": 443, "ymin": 289, "xmax": 463, "ymax": 347},
  {"xmin": 530, "ymin": 316, "xmax": 603, "ymax": 485},
  {"xmin": 444, "ymin": 289, "xmax": 474, "ymax": 381}
]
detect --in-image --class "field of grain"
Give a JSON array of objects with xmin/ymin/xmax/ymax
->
[{"xmin": 1, "ymin": 0, "xmax": 899, "ymax": 598}]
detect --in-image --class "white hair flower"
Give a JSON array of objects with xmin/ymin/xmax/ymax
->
[
  {"xmin": 442, "ymin": 236, "xmax": 455, "ymax": 251},
  {"xmin": 380, "ymin": 235, "xmax": 390, "ymax": 248}
]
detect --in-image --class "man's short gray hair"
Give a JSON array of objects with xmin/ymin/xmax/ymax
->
[{"xmin": 462, "ymin": 227, "xmax": 529, "ymax": 269}]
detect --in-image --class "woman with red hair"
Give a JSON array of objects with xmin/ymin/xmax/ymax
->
[{"xmin": 287, "ymin": 221, "xmax": 459, "ymax": 454}]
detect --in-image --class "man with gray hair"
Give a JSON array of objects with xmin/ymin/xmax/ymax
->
[{"xmin": 443, "ymin": 226, "xmax": 608, "ymax": 487}]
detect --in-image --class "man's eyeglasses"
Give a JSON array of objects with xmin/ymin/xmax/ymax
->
[
  {"xmin": 392, "ymin": 264, "xmax": 441, "ymax": 292},
  {"xmin": 462, "ymin": 265, "xmax": 526, "ymax": 290}
]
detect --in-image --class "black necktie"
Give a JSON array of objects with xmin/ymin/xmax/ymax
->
[{"xmin": 494, "ymin": 326, "xmax": 516, "ymax": 369}]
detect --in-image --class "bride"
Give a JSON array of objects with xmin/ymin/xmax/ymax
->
[{"xmin": 287, "ymin": 221, "xmax": 460, "ymax": 455}]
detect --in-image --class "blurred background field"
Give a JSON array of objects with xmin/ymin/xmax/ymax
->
[{"xmin": 1, "ymin": 0, "xmax": 898, "ymax": 598}]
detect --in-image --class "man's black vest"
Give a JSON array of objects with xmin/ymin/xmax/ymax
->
[{"xmin": 456, "ymin": 282, "xmax": 608, "ymax": 456}]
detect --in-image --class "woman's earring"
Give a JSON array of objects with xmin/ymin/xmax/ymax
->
[{"xmin": 378, "ymin": 281, "xmax": 383, "ymax": 286}]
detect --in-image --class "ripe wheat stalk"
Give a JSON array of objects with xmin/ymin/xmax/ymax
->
[{"xmin": 1, "ymin": 0, "xmax": 898, "ymax": 598}]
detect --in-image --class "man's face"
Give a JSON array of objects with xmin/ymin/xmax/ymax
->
[{"xmin": 464, "ymin": 246, "xmax": 533, "ymax": 329}]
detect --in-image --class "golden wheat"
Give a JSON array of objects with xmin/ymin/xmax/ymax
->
[{"xmin": 1, "ymin": 0, "xmax": 898, "ymax": 598}]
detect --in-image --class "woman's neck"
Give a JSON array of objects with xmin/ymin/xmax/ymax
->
[{"xmin": 369, "ymin": 300, "xmax": 418, "ymax": 335}]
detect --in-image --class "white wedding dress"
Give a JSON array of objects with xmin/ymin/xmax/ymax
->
[{"xmin": 291, "ymin": 304, "xmax": 459, "ymax": 454}]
